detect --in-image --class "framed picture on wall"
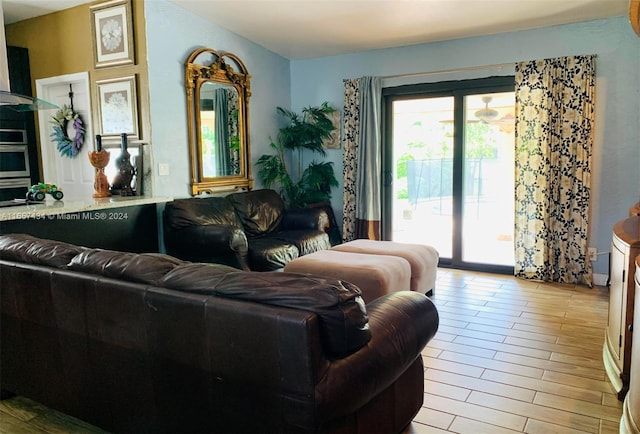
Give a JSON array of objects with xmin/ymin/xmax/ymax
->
[
  {"xmin": 323, "ymin": 110, "xmax": 341, "ymax": 149},
  {"xmin": 95, "ymin": 75, "xmax": 139, "ymax": 140},
  {"xmin": 90, "ymin": 0, "xmax": 135, "ymax": 68}
]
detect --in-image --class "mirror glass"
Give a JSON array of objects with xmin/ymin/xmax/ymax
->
[
  {"xmin": 186, "ymin": 48, "xmax": 252, "ymax": 194},
  {"xmin": 199, "ymin": 82, "xmax": 240, "ymax": 177}
]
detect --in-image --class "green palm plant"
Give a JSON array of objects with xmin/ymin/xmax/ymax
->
[{"xmin": 257, "ymin": 102, "xmax": 339, "ymax": 208}]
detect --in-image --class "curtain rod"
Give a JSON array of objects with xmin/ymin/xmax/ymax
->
[
  {"xmin": 381, "ymin": 62, "xmax": 516, "ymax": 80},
  {"xmin": 380, "ymin": 54, "xmax": 597, "ymax": 80}
]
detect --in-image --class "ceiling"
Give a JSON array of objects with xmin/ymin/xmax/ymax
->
[
  {"xmin": 2, "ymin": 0, "xmax": 89, "ymax": 24},
  {"xmin": 3, "ymin": 0, "xmax": 629, "ymax": 59}
]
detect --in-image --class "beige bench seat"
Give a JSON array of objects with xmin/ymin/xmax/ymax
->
[
  {"xmin": 332, "ymin": 240, "xmax": 439, "ymax": 295},
  {"xmin": 284, "ymin": 249, "xmax": 411, "ymax": 304}
]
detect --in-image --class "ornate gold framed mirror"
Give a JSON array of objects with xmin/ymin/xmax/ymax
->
[
  {"xmin": 631, "ymin": 0, "xmax": 640, "ymax": 36},
  {"xmin": 185, "ymin": 48, "xmax": 252, "ymax": 195}
]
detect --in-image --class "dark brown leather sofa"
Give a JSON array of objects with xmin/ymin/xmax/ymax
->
[
  {"xmin": 163, "ymin": 189, "xmax": 332, "ymax": 271},
  {"xmin": 0, "ymin": 234, "xmax": 439, "ymax": 434}
]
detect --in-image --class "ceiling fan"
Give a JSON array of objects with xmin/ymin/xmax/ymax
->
[
  {"xmin": 473, "ymin": 96, "xmax": 515, "ymax": 132},
  {"xmin": 474, "ymin": 96, "xmax": 500, "ymax": 123},
  {"xmin": 439, "ymin": 95, "xmax": 514, "ymax": 132}
]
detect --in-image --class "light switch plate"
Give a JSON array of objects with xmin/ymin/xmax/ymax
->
[{"xmin": 158, "ymin": 163, "xmax": 170, "ymax": 176}]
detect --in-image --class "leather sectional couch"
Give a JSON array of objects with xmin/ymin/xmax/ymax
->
[
  {"xmin": 163, "ymin": 189, "xmax": 332, "ymax": 271},
  {"xmin": 0, "ymin": 234, "xmax": 439, "ymax": 433}
]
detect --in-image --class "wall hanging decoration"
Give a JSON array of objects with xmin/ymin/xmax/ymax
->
[
  {"xmin": 50, "ymin": 84, "xmax": 85, "ymax": 158},
  {"xmin": 95, "ymin": 75, "xmax": 139, "ymax": 140},
  {"xmin": 90, "ymin": 0, "xmax": 135, "ymax": 68},
  {"xmin": 322, "ymin": 110, "xmax": 342, "ymax": 149}
]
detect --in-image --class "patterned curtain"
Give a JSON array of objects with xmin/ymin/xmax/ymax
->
[
  {"xmin": 514, "ymin": 55, "xmax": 595, "ymax": 286},
  {"xmin": 227, "ymin": 89, "xmax": 240, "ymax": 174},
  {"xmin": 342, "ymin": 77, "xmax": 382, "ymax": 241}
]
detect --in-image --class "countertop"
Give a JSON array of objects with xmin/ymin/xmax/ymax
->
[{"xmin": 0, "ymin": 195, "xmax": 173, "ymax": 222}]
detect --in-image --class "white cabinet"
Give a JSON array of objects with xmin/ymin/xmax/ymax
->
[
  {"xmin": 621, "ymin": 254, "xmax": 640, "ymax": 434},
  {"xmin": 603, "ymin": 216, "xmax": 640, "ymax": 400}
]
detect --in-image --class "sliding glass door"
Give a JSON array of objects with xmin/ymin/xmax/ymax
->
[
  {"xmin": 383, "ymin": 77, "xmax": 515, "ymax": 272},
  {"xmin": 386, "ymin": 95, "xmax": 456, "ymax": 258}
]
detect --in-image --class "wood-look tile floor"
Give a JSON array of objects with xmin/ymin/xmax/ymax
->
[
  {"xmin": 0, "ymin": 269, "xmax": 621, "ymax": 433},
  {"xmin": 405, "ymin": 268, "xmax": 621, "ymax": 434}
]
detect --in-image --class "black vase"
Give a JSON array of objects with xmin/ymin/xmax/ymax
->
[
  {"xmin": 110, "ymin": 133, "xmax": 135, "ymax": 196},
  {"xmin": 95, "ymin": 134, "xmax": 102, "ymax": 152}
]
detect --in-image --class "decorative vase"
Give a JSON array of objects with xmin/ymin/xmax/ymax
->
[
  {"xmin": 88, "ymin": 135, "xmax": 111, "ymax": 198},
  {"xmin": 110, "ymin": 133, "xmax": 135, "ymax": 196}
]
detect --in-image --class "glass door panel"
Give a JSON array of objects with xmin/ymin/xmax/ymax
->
[
  {"xmin": 461, "ymin": 92, "xmax": 515, "ymax": 266},
  {"xmin": 462, "ymin": 92, "xmax": 515, "ymax": 266},
  {"xmin": 390, "ymin": 96, "xmax": 454, "ymax": 259}
]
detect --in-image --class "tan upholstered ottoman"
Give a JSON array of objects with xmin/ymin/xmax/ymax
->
[
  {"xmin": 283, "ymin": 249, "xmax": 411, "ymax": 304},
  {"xmin": 332, "ymin": 240, "xmax": 439, "ymax": 295}
]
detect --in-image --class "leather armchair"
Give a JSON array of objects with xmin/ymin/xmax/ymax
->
[
  {"xmin": 164, "ymin": 189, "xmax": 331, "ymax": 271},
  {"xmin": 163, "ymin": 196, "xmax": 249, "ymax": 269}
]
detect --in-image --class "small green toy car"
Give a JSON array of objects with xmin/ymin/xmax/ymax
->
[{"xmin": 26, "ymin": 183, "xmax": 64, "ymax": 201}]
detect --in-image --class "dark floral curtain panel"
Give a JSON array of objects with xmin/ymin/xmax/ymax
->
[
  {"xmin": 342, "ymin": 77, "xmax": 382, "ymax": 241},
  {"xmin": 227, "ymin": 89, "xmax": 240, "ymax": 174},
  {"xmin": 514, "ymin": 55, "xmax": 595, "ymax": 286}
]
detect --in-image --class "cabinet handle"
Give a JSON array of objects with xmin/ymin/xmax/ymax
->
[{"xmin": 630, "ymin": 324, "xmax": 634, "ymax": 333}]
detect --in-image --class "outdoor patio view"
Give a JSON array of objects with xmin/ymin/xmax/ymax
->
[{"xmin": 391, "ymin": 92, "xmax": 515, "ymax": 267}]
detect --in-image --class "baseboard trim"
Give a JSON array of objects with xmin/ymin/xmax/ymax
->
[
  {"xmin": 593, "ymin": 273, "xmax": 608, "ymax": 287},
  {"xmin": 603, "ymin": 340, "xmax": 623, "ymax": 395}
]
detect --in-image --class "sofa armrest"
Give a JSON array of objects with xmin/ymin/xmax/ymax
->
[
  {"xmin": 281, "ymin": 208, "xmax": 329, "ymax": 232},
  {"xmin": 315, "ymin": 291, "xmax": 439, "ymax": 419},
  {"xmin": 164, "ymin": 225, "xmax": 249, "ymax": 270}
]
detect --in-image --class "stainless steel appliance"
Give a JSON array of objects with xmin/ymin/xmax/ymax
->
[{"xmin": 0, "ymin": 128, "xmax": 31, "ymax": 201}]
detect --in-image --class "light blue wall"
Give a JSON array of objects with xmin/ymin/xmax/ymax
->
[
  {"xmin": 144, "ymin": 0, "xmax": 290, "ymax": 198},
  {"xmin": 290, "ymin": 17, "xmax": 640, "ymax": 276},
  {"xmin": 143, "ymin": 4, "xmax": 638, "ymax": 277}
]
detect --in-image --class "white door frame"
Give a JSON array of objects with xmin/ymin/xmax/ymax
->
[{"xmin": 35, "ymin": 72, "xmax": 93, "ymax": 184}]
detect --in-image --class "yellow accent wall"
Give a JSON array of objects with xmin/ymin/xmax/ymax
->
[
  {"xmin": 5, "ymin": 6, "xmax": 93, "ymax": 79},
  {"xmin": 5, "ymin": 0, "xmax": 150, "ymax": 179}
]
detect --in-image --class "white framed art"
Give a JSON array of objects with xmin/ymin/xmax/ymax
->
[
  {"xmin": 90, "ymin": 0, "xmax": 135, "ymax": 68},
  {"xmin": 95, "ymin": 75, "xmax": 139, "ymax": 140}
]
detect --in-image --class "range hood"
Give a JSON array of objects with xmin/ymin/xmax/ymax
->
[
  {"xmin": 0, "ymin": 91, "xmax": 59, "ymax": 112},
  {"xmin": 0, "ymin": 0, "xmax": 59, "ymax": 112}
]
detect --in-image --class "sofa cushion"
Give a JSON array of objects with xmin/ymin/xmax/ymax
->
[
  {"xmin": 273, "ymin": 230, "xmax": 331, "ymax": 256},
  {"xmin": 0, "ymin": 233, "xmax": 86, "ymax": 268},
  {"xmin": 160, "ymin": 270, "xmax": 371, "ymax": 358},
  {"xmin": 247, "ymin": 237, "xmax": 299, "ymax": 271},
  {"xmin": 165, "ymin": 196, "xmax": 242, "ymax": 230},
  {"xmin": 157, "ymin": 262, "xmax": 240, "ymax": 286},
  {"xmin": 227, "ymin": 189, "xmax": 284, "ymax": 237},
  {"xmin": 68, "ymin": 249, "xmax": 185, "ymax": 285}
]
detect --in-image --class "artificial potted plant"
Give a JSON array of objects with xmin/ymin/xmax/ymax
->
[{"xmin": 256, "ymin": 102, "xmax": 339, "ymax": 209}]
